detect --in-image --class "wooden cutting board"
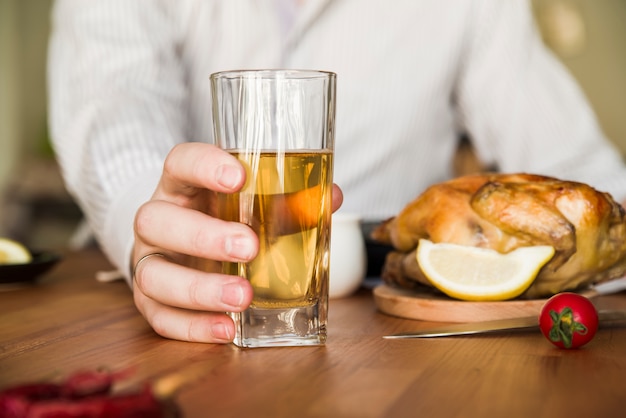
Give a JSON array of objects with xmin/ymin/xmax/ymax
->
[{"xmin": 373, "ymin": 284, "xmax": 559, "ymax": 323}]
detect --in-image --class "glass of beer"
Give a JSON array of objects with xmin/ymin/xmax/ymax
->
[{"xmin": 210, "ymin": 69, "xmax": 336, "ymax": 348}]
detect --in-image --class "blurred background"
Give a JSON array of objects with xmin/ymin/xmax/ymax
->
[
  {"xmin": 0, "ymin": 0, "xmax": 84, "ymax": 252},
  {"xmin": 1, "ymin": 0, "xmax": 626, "ymax": 252}
]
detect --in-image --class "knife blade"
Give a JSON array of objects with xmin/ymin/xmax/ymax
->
[{"xmin": 383, "ymin": 309, "xmax": 626, "ymax": 339}]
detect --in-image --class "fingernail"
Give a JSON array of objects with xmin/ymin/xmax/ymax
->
[
  {"xmin": 211, "ymin": 322, "xmax": 232, "ymax": 341},
  {"xmin": 221, "ymin": 282, "xmax": 245, "ymax": 308},
  {"xmin": 225, "ymin": 235, "xmax": 255, "ymax": 260},
  {"xmin": 216, "ymin": 164, "xmax": 243, "ymax": 190}
]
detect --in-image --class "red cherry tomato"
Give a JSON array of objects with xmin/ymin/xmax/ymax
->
[{"xmin": 539, "ymin": 292, "xmax": 599, "ymax": 349}]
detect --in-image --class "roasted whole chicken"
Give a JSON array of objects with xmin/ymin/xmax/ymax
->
[{"xmin": 371, "ymin": 173, "xmax": 626, "ymax": 298}]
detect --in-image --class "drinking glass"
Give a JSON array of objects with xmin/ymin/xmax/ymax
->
[{"xmin": 210, "ymin": 69, "xmax": 336, "ymax": 347}]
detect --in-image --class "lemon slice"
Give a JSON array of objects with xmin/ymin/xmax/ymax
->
[
  {"xmin": 0, "ymin": 238, "xmax": 32, "ymax": 265},
  {"xmin": 416, "ymin": 239, "xmax": 555, "ymax": 301}
]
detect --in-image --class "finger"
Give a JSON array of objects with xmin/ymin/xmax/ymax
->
[
  {"xmin": 135, "ymin": 292, "xmax": 237, "ymax": 343},
  {"xmin": 332, "ymin": 183, "xmax": 343, "ymax": 212},
  {"xmin": 133, "ymin": 253, "xmax": 253, "ymax": 312},
  {"xmin": 272, "ymin": 183, "xmax": 343, "ymax": 233},
  {"xmin": 158, "ymin": 143, "xmax": 246, "ymax": 201},
  {"xmin": 135, "ymin": 200, "xmax": 258, "ymax": 261}
]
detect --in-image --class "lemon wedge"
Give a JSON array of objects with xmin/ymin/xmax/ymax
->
[
  {"xmin": 0, "ymin": 237, "xmax": 32, "ymax": 265},
  {"xmin": 416, "ymin": 239, "xmax": 555, "ymax": 301}
]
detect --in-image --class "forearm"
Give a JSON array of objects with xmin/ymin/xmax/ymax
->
[
  {"xmin": 48, "ymin": 0, "xmax": 186, "ymax": 277},
  {"xmin": 457, "ymin": 0, "xmax": 626, "ymax": 202}
]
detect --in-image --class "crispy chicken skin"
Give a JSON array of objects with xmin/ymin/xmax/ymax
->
[{"xmin": 371, "ymin": 173, "xmax": 626, "ymax": 298}]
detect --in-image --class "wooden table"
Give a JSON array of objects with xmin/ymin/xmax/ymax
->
[{"xmin": 2, "ymin": 249, "xmax": 626, "ymax": 417}]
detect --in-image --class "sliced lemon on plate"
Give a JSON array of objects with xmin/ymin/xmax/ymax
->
[
  {"xmin": 0, "ymin": 238, "xmax": 33, "ymax": 265},
  {"xmin": 416, "ymin": 239, "xmax": 555, "ymax": 301}
]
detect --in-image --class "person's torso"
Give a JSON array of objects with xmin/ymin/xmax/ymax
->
[{"xmin": 175, "ymin": 0, "xmax": 474, "ymax": 219}]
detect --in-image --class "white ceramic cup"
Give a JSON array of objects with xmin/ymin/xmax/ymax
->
[{"xmin": 329, "ymin": 213, "xmax": 367, "ymax": 299}]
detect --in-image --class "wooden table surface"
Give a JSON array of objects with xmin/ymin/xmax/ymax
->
[{"xmin": 2, "ymin": 248, "xmax": 626, "ymax": 417}]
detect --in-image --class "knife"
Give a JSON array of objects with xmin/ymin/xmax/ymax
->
[{"xmin": 383, "ymin": 309, "xmax": 626, "ymax": 339}]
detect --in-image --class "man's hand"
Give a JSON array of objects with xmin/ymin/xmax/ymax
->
[{"xmin": 131, "ymin": 143, "xmax": 343, "ymax": 343}]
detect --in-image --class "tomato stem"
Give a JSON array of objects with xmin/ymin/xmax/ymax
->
[{"xmin": 548, "ymin": 307, "xmax": 588, "ymax": 349}]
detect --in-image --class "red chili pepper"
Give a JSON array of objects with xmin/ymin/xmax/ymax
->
[
  {"xmin": 60, "ymin": 369, "xmax": 130, "ymax": 398},
  {"xmin": 0, "ymin": 383, "xmax": 61, "ymax": 401},
  {"xmin": 0, "ymin": 370, "xmax": 178, "ymax": 418}
]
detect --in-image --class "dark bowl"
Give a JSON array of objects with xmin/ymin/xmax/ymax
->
[
  {"xmin": 361, "ymin": 221, "xmax": 394, "ymax": 278},
  {"xmin": 0, "ymin": 251, "xmax": 62, "ymax": 286}
]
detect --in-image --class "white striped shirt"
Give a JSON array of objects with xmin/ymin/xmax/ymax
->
[{"xmin": 48, "ymin": 0, "xmax": 626, "ymax": 278}]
